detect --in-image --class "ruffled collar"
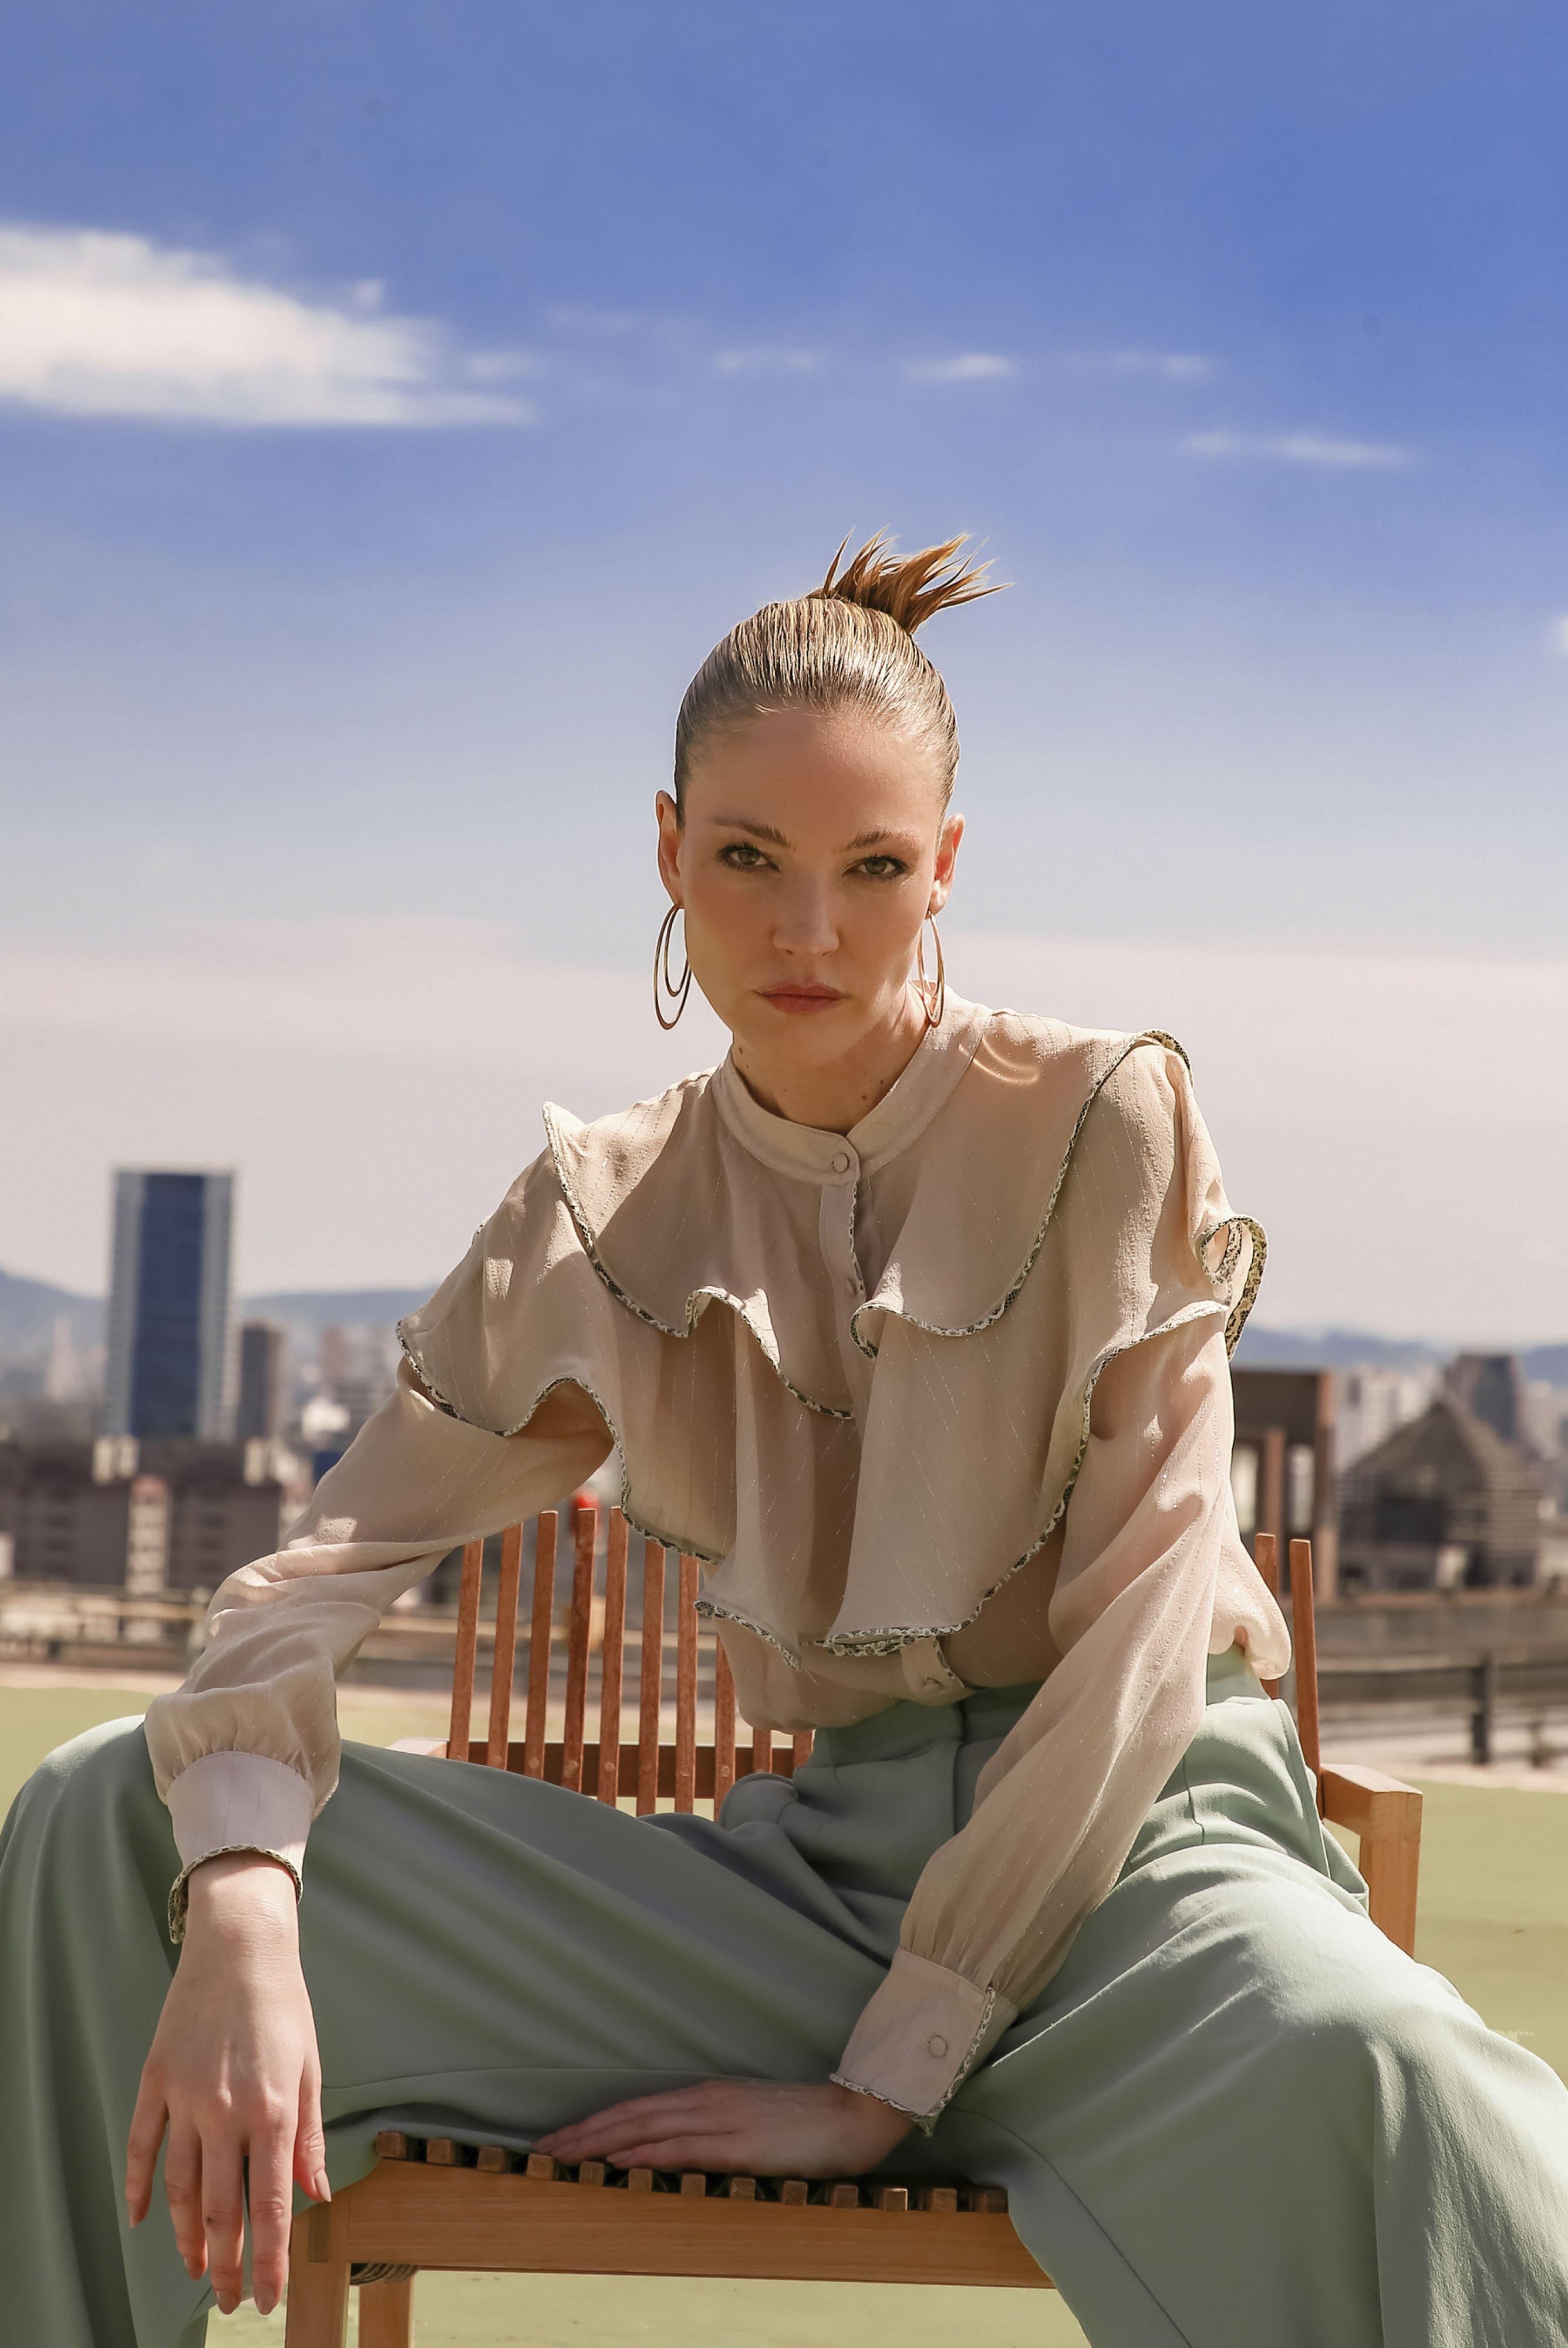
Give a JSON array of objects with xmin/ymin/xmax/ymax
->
[
  {"xmin": 710, "ymin": 993, "xmax": 990, "ymax": 1183},
  {"xmin": 541, "ymin": 997, "xmax": 1167, "ymax": 1413}
]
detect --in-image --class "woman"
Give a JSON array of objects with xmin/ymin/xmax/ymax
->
[{"xmin": 5, "ymin": 537, "xmax": 1568, "ymax": 2348}]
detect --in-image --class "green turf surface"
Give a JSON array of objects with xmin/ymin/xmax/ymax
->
[{"xmin": 7, "ymin": 1684, "xmax": 1567, "ymax": 2344}]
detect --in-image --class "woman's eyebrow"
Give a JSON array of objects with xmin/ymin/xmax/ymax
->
[
  {"xmin": 843, "ymin": 827, "xmax": 916, "ymax": 852},
  {"xmin": 709, "ymin": 814, "xmax": 791, "ymax": 846}
]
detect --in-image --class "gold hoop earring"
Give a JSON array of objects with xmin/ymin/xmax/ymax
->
[
  {"xmin": 653, "ymin": 902, "xmax": 693, "ymax": 1030},
  {"xmin": 915, "ymin": 912, "xmax": 946, "ymax": 1031}
]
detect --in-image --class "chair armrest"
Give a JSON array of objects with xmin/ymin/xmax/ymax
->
[
  {"xmin": 1320, "ymin": 1763, "xmax": 1424, "ymax": 1956},
  {"xmin": 389, "ymin": 1737, "xmax": 449, "ymax": 1757},
  {"xmin": 1320, "ymin": 1760, "xmax": 1423, "ymax": 1838}
]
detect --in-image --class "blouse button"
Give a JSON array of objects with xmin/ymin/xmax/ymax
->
[
  {"xmin": 829, "ymin": 1149, "xmax": 851, "ymax": 1175},
  {"xmin": 926, "ymin": 2035, "xmax": 948, "ymax": 2059}
]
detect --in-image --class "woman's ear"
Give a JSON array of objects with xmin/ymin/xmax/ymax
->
[
  {"xmin": 655, "ymin": 789, "xmax": 684, "ymax": 905},
  {"xmin": 928, "ymin": 809, "xmax": 965, "ymax": 915}
]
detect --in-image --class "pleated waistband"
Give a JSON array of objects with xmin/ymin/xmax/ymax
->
[{"xmin": 805, "ymin": 1643, "xmax": 1266, "ymax": 1772}]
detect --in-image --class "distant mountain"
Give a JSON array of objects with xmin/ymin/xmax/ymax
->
[
  {"xmin": 0, "ymin": 1267, "xmax": 103, "ymax": 1362},
  {"xmin": 1232, "ymin": 1324, "xmax": 1445, "ymax": 1371},
  {"xmin": 0, "ymin": 1269, "xmax": 430, "ymax": 1363},
  {"xmin": 243, "ymin": 1288, "xmax": 431, "ymax": 1334},
  {"xmin": 1234, "ymin": 1325, "xmax": 1568, "ymax": 1385},
  {"xmin": 4, "ymin": 1266, "xmax": 1565, "ymax": 1384}
]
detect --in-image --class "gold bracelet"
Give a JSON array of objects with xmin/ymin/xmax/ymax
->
[{"xmin": 166, "ymin": 1846, "xmax": 304, "ymax": 1944}]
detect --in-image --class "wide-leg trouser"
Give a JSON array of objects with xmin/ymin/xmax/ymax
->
[{"xmin": 5, "ymin": 1651, "xmax": 1568, "ymax": 2347}]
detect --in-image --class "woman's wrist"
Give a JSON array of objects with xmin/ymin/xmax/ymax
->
[
  {"xmin": 183, "ymin": 1853, "xmax": 301, "ymax": 1942},
  {"xmin": 827, "ymin": 2077, "xmax": 917, "ymax": 2153}
]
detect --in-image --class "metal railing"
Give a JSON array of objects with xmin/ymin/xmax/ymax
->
[{"xmin": 1317, "ymin": 1653, "xmax": 1568, "ymax": 1765}]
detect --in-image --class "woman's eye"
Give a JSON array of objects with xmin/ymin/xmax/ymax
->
[
  {"xmin": 719, "ymin": 842, "xmax": 770, "ymax": 871},
  {"xmin": 855, "ymin": 856, "xmax": 908, "ymax": 880}
]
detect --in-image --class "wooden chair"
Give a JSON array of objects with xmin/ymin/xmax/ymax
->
[{"xmin": 284, "ymin": 1513, "xmax": 1423, "ymax": 2344}]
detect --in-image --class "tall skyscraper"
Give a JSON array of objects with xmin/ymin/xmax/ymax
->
[
  {"xmin": 236, "ymin": 1320, "xmax": 286, "ymax": 1441},
  {"xmin": 105, "ymin": 1171, "xmax": 234, "ymax": 1439}
]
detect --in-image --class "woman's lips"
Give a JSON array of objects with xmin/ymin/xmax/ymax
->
[{"xmin": 757, "ymin": 986, "xmax": 845, "ymax": 1016}]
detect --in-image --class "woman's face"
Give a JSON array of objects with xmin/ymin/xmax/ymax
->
[{"xmin": 656, "ymin": 702, "xmax": 962, "ymax": 1082}]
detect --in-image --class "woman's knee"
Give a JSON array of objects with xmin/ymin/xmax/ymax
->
[
  {"xmin": 1271, "ymin": 1935, "xmax": 1475, "ymax": 2113},
  {"xmin": 6, "ymin": 1715, "xmax": 158, "ymax": 1849}
]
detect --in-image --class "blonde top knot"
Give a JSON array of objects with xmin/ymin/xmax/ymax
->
[
  {"xmin": 674, "ymin": 531, "xmax": 1003, "ymax": 812},
  {"xmin": 810, "ymin": 531, "xmax": 999, "ymax": 635}
]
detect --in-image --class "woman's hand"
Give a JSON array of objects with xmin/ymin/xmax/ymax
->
[
  {"xmin": 125, "ymin": 1856, "xmax": 329, "ymax": 2319},
  {"xmin": 535, "ymin": 2079, "xmax": 912, "ymax": 2178}
]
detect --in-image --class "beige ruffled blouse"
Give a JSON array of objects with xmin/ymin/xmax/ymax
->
[{"xmin": 144, "ymin": 993, "xmax": 1289, "ymax": 2124}]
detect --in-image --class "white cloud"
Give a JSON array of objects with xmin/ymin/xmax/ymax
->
[
  {"xmin": 906, "ymin": 352, "xmax": 1017, "ymax": 384},
  {"xmin": 1185, "ymin": 429, "xmax": 1412, "ymax": 469},
  {"xmin": 0, "ymin": 223, "xmax": 534, "ymax": 427},
  {"xmin": 1118, "ymin": 349, "xmax": 1213, "ymax": 382},
  {"xmin": 543, "ymin": 305, "xmax": 669, "ymax": 338},
  {"xmin": 464, "ymin": 350, "xmax": 538, "ymax": 384},
  {"xmin": 1549, "ymin": 615, "xmax": 1568, "ymax": 657},
  {"xmin": 713, "ymin": 346, "xmax": 822, "ymax": 376}
]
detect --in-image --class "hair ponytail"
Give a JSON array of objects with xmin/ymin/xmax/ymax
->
[
  {"xmin": 674, "ymin": 531, "xmax": 1003, "ymax": 814},
  {"xmin": 811, "ymin": 531, "xmax": 998, "ymax": 635}
]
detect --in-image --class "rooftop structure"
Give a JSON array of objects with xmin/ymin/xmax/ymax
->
[{"xmin": 1338, "ymin": 1395, "xmax": 1547, "ymax": 1594}]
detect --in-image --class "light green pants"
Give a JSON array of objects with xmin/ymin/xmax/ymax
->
[{"xmin": 5, "ymin": 1652, "xmax": 1568, "ymax": 2346}]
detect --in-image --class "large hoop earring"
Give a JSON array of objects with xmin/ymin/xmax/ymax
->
[
  {"xmin": 915, "ymin": 911, "xmax": 946, "ymax": 1031},
  {"xmin": 653, "ymin": 902, "xmax": 693, "ymax": 1030}
]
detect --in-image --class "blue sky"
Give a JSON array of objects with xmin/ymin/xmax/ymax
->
[{"xmin": 3, "ymin": 4, "xmax": 1566, "ymax": 1327}]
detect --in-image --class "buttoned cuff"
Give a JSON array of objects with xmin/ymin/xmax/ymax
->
[
  {"xmin": 164, "ymin": 1752, "xmax": 312, "ymax": 1941},
  {"xmin": 831, "ymin": 1948, "xmax": 1017, "ymax": 2130}
]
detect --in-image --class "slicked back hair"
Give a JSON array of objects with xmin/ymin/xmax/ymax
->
[{"xmin": 673, "ymin": 533, "xmax": 1002, "ymax": 816}]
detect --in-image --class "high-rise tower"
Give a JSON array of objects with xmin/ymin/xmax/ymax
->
[
  {"xmin": 235, "ymin": 1320, "xmax": 286, "ymax": 1441},
  {"xmin": 104, "ymin": 1171, "xmax": 234, "ymax": 1439}
]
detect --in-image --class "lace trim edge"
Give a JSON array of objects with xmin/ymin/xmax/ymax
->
[{"xmin": 392, "ymin": 1344, "xmax": 728, "ymax": 1570}]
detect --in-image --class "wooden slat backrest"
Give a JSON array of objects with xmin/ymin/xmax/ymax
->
[
  {"xmin": 1288, "ymin": 1536, "xmax": 1322, "ymax": 1785},
  {"xmin": 562, "ymin": 1505, "xmax": 595, "ymax": 1793},
  {"xmin": 486, "ymin": 1524, "xmax": 522, "ymax": 1768},
  {"xmin": 597, "ymin": 1510, "xmax": 628, "ymax": 1805},
  {"xmin": 443, "ymin": 1502, "xmax": 813, "ymax": 1806},
  {"xmin": 1253, "ymin": 1529, "xmax": 1283, "ymax": 1696},
  {"xmin": 522, "ymin": 1510, "xmax": 555, "ymax": 1779},
  {"xmin": 447, "ymin": 1539, "xmax": 484, "ymax": 1764},
  {"xmin": 636, "ymin": 1537, "xmax": 664, "ymax": 1813},
  {"xmin": 450, "ymin": 1510, "xmax": 1327, "ymax": 1813},
  {"xmin": 1255, "ymin": 1530, "xmax": 1324, "ymax": 1802}
]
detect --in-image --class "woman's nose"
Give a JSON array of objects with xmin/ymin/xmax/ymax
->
[{"xmin": 773, "ymin": 882, "xmax": 839, "ymax": 956}]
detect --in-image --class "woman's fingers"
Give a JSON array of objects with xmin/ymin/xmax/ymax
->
[
  {"xmin": 124, "ymin": 2072, "xmax": 168, "ymax": 2228},
  {"xmin": 575, "ymin": 2133, "xmax": 741, "ymax": 2172},
  {"xmin": 294, "ymin": 2053, "xmax": 332, "ymax": 2206},
  {"xmin": 247, "ymin": 2108, "xmax": 297, "ymax": 2319},
  {"xmin": 161, "ymin": 2117, "xmax": 208, "ymax": 2280},
  {"xmin": 537, "ymin": 2079, "xmax": 912, "ymax": 2181},
  {"xmin": 538, "ymin": 2086, "xmax": 727, "ymax": 2158},
  {"xmin": 199, "ymin": 2126, "xmax": 248, "ymax": 2316}
]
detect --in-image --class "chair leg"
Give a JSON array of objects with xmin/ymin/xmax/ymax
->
[
  {"xmin": 1361, "ymin": 1819, "xmax": 1422, "ymax": 1956},
  {"xmin": 358, "ymin": 2275, "xmax": 416, "ymax": 2348},
  {"xmin": 284, "ymin": 2202, "xmax": 352, "ymax": 2347}
]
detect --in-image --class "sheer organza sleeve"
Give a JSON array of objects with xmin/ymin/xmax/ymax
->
[
  {"xmin": 142, "ymin": 1159, "xmax": 616, "ymax": 1902},
  {"xmin": 834, "ymin": 1049, "xmax": 1288, "ymax": 2126}
]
